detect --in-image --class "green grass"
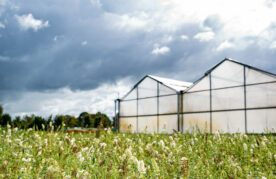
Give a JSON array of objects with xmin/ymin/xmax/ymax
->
[{"xmin": 0, "ymin": 126, "xmax": 275, "ymax": 178}]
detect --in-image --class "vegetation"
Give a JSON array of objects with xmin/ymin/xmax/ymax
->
[
  {"xmin": 0, "ymin": 105, "xmax": 112, "ymax": 130},
  {"xmin": 0, "ymin": 125, "xmax": 275, "ymax": 178}
]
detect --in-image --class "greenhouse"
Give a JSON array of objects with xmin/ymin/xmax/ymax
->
[{"xmin": 114, "ymin": 58, "xmax": 276, "ymax": 133}]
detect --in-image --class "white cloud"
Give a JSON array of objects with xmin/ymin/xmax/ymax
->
[
  {"xmin": 15, "ymin": 13, "xmax": 49, "ymax": 31},
  {"xmin": 90, "ymin": 0, "xmax": 102, "ymax": 8},
  {"xmin": 0, "ymin": 0, "xmax": 8, "ymax": 6},
  {"xmin": 0, "ymin": 22, "xmax": 5, "ymax": 29},
  {"xmin": 106, "ymin": 12, "xmax": 148, "ymax": 32},
  {"xmin": 81, "ymin": 40, "xmax": 88, "ymax": 46},
  {"xmin": 216, "ymin": 40, "xmax": 234, "ymax": 51},
  {"xmin": 3, "ymin": 78, "xmax": 131, "ymax": 119},
  {"xmin": 269, "ymin": 41, "xmax": 276, "ymax": 49},
  {"xmin": 152, "ymin": 46, "xmax": 170, "ymax": 55},
  {"xmin": 180, "ymin": 35, "xmax": 189, "ymax": 40},
  {"xmin": 194, "ymin": 31, "xmax": 215, "ymax": 42},
  {"xmin": 0, "ymin": 55, "xmax": 10, "ymax": 61}
]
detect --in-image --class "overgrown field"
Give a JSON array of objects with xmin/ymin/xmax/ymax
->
[{"xmin": 0, "ymin": 126, "xmax": 275, "ymax": 178}]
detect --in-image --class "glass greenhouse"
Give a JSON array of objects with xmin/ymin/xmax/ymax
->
[{"xmin": 114, "ymin": 58, "xmax": 276, "ymax": 133}]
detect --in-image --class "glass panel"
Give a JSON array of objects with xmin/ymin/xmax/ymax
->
[
  {"xmin": 212, "ymin": 87, "xmax": 244, "ymax": 110},
  {"xmin": 247, "ymin": 83, "xmax": 276, "ymax": 108},
  {"xmin": 124, "ymin": 88, "xmax": 137, "ymax": 100},
  {"xmin": 138, "ymin": 77, "xmax": 157, "ymax": 98},
  {"xmin": 138, "ymin": 116, "xmax": 157, "ymax": 133},
  {"xmin": 120, "ymin": 100, "xmax": 136, "ymax": 116},
  {"xmin": 212, "ymin": 111, "xmax": 245, "ymax": 133},
  {"xmin": 183, "ymin": 91, "xmax": 210, "ymax": 112},
  {"xmin": 183, "ymin": 113, "xmax": 210, "ymax": 133},
  {"xmin": 187, "ymin": 76, "xmax": 209, "ymax": 92},
  {"xmin": 159, "ymin": 115, "xmax": 178, "ymax": 134},
  {"xmin": 211, "ymin": 60, "xmax": 243, "ymax": 89},
  {"xmin": 247, "ymin": 109, "xmax": 276, "ymax": 133},
  {"xmin": 159, "ymin": 83, "xmax": 175, "ymax": 95},
  {"xmin": 120, "ymin": 117, "xmax": 137, "ymax": 133},
  {"xmin": 246, "ymin": 68, "xmax": 276, "ymax": 85},
  {"xmin": 159, "ymin": 95, "xmax": 177, "ymax": 114},
  {"xmin": 138, "ymin": 98, "xmax": 157, "ymax": 115}
]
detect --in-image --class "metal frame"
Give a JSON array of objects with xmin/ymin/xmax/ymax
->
[{"xmin": 243, "ymin": 66, "xmax": 248, "ymax": 133}]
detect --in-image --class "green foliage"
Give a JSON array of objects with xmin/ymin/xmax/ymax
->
[
  {"xmin": 0, "ymin": 129, "xmax": 275, "ymax": 178},
  {"xmin": 0, "ymin": 114, "xmax": 11, "ymax": 126},
  {"xmin": 0, "ymin": 105, "xmax": 3, "ymax": 117},
  {"xmin": 0, "ymin": 106, "xmax": 112, "ymax": 130},
  {"xmin": 91, "ymin": 112, "xmax": 111, "ymax": 128}
]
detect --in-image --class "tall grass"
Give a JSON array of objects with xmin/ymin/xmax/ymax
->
[{"xmin": 0, "ymin": 125, "xmax": 275, "ymax": 178}]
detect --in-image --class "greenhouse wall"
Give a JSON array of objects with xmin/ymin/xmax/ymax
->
[
  {"xmin": 182, "ymin": 60, "xmax": 276, "ymax": 133},
  {"xmin": 116, "ymin": 59, "xmax": 276, "ymax": 134},
  {"xmin": 117, "ymin": 76, "xmax": 179, "ymax": 133}
]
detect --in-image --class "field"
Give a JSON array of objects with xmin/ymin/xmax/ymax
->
[{"xmin": 0, "ymin": 126, "xmax": 275, "ymax": 178}]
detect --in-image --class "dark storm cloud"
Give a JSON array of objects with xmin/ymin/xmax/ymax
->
[{"xmin": 1, "ymin": 0, "xmax": 276, "ymax": 98}]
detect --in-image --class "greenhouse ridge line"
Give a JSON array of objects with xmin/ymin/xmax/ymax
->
[{"xmin": 120, "ymin": 58, "xmax": 276, "ymax": 101}]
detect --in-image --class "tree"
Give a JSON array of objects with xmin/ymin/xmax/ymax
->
[
  {"xmin": 65, "ymin": 115, "xmax": 78, "ymax": 128},
  {"xmin": 33, "ymin": 116, "xmax": 46, "ymax": 130},
  {"xmin": 78, "ymin": 112, "xmax": 89, "ymax": 127},
  {"xmin": 12, "ymin": 116, "xmax": 22, "ymax": 128},
  {"xmin": 54, "ymin": 115, "xmax": 66, "ymax": 129},
  {"xmin": 0, "ymin": 105, "xmax": 3, "ymax": 118},
  {"xmin": 0, "ymin": 114, "xmax": 12, "ymax": 126},
  {"xmin": 91, "ymin": 112, "xmax": 111, "ymax": 128}
]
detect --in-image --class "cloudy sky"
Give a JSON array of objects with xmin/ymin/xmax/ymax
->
[{"xmin": 1, "ymin": 0, "xmax": 276, "ymax": 118}]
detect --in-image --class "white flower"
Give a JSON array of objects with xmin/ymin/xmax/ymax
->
[
  {"xmin": 243, "ymin": 143, "xmax": 248, "ymax": 151},
  {"xmin": 215, "ymin": 130, "xmax": 220, "ymax": 141},
  {"xmin": 137, "ymin": 160, "xmax": 147, "ymax": 174},
  {"xmin": 158, "ymin": 140, "xmax": 165, "ymax": 147},
  {"xmin": 100, "ymin": 143, "xmax": 106, "ymax": 149},
  {"xmin": 81, "ymin": 147, "xmax": 89, "ymax": 153},
  {"xmin": 169, "ymin": 136, "xmax": 173, "ymax": 141},
  {"xmin": 71, "ymin": 138, "xmax": 75, "ymax": 145},
  {"xmin": 170, "ymin": 141, "xmax": 176, "ymax": 148}
]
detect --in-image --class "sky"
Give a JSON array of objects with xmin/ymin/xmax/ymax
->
[{"xmin": 0, "ymin": 0, "xmax": 276, "ymax": 119}]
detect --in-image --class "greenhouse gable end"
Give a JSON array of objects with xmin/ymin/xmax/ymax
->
[{"xmin": 115, "ymin": 58, "xmax": 276, "ymax": 133}]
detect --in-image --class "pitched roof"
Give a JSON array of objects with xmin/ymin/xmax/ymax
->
[{"xmin": 148, "ymin": 75, "xmax": 192, "ymax": 91}]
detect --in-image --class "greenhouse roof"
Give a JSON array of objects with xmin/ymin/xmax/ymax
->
[{"xmin": 148, "ymin": 75, "xmax": 193, "ymax": 91}]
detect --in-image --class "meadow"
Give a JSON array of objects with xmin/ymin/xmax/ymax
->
[{"xmin": 0, "ymin": 125, "xmax": 275, "ymax": 178}]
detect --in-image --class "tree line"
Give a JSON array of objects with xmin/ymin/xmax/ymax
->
[{"xmin": 0, "ymin": 105, "xmax": 112, "ymax": 130}]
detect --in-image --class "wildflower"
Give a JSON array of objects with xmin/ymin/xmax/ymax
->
[
  {"xmin": 170, "ymin": 141, "xmax": 176, "ymax": 148},
  {"xmin": 169, "ymin": 136, "xmax": 173, "ymax": 141},
  {"xmin": 243, "ymin": 143, "xmax": 247, "ymax": 151},
  {"xmin": 261, "ymin": 141, "xmax": 266, "ymax": 147},
  {"xmin": 151, "ymin": 159, "xmax": 159, "ymax": 175},
  {"xmin": 100, "ymin": 143, "xmax": 107, "ymax": 149},
  {"xmin": 71, "ymin": 138, "xmax": 76, "ymax": 145},
  {"xmin": 158, "ymin": 140, "xmax": 165, "ymax": 147},
  {"xmin": 215, "ymin": 130, "xmax": 220, "ymax": 141},
  {"xmin": 81, "ymin": 147, "xmax": 89, "ymax": 153},
  {"xmin": 181, "ymin": 157, "xmax": 188, "ymax": 177},
  {"xmin": 77, "ymin": 152, "xmax": 84, "ymax": 163},
  {"xmin": 137, "ymin": 160, "xmax": 147, "ymax": 174},
  {"xmin": 113, "ymin": 139, "xmax": 118, "ymax": 145}
]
